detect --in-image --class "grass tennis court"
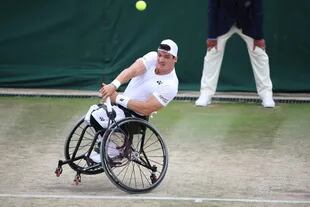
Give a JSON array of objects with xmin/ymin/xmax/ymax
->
[{"xmin": 0, "ymin": 96, "xmax": 309, "ymax": 207}]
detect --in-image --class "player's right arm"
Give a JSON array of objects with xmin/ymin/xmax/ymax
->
[
  {"xmin": 100, "ymin": 59, "xmax": 146, "ymax": 99},
  {"xmin": 114, "ymin": 59, "xmax": 146, "ymax": 85}
]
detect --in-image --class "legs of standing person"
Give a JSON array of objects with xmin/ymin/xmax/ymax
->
[
  {"xmin": 237, "ymin": 29, "xmax": 275, "ymax": 107},
  {"xmin": 195, "ymin": 27, "xmax": 236, "ymax": 106}
]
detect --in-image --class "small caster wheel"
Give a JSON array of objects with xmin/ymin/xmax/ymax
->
[
  {"xmin": 73, "ymin": 174, "xmax": 81, "ymax": 185},
  {"xmin": 55, "ymin": 167, "xmax": 62, "ymax": 177},
  {"xmin": 150, "ymin": 174, "xmax": 157, "ymax": 184}
]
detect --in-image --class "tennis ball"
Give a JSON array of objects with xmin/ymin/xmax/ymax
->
[{"xmin": 135, "ymin": 0, "xmax": 147, "ymax": 11}]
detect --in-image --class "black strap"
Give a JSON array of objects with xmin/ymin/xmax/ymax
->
[{"xmin": 116, "ymin": 104, "xmax": 148, "ymax": 121}]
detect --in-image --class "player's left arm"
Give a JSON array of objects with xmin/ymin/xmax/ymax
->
[
  {"xmin": 109, "ymin": 93, "xmax": 162, "ymax": 116},
  {"xmin": 113, "ymin": 83, "xmax": 177, "ymax": 116},
  {"xmin": 127, "ymin": 95, "xmax": 163, "ymax": 116}
]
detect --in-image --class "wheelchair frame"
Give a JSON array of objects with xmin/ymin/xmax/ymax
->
[{"xmin": 55, "ymin": 103, "xmax": 168, "ymax": 193}]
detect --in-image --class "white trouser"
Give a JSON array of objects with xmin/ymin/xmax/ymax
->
[
  {"xmin": 84, "ymin": 104, "xmax": 125, "ymax": 128},
  {"xmin": 199, "ymin": 26, "xmax": 273, "ymax": 98}
]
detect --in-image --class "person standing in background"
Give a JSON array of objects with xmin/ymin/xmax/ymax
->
[{"xmin": 195, "ymin": 0, "xmax": 275, "ymax": 107}]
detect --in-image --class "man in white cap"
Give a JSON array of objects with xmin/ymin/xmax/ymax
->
[{"xmin": 84, "ymin": 39, "xmax": 179, "ymax": 162}]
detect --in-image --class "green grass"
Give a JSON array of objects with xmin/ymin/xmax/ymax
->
[
  {"xmin": 2, "ymin": 96, "xmax": 309, "ymax": 154},
  {"xmin": 1, "ymin": 97, "xmax": 309, "ymax": 145},
  {"xmin": 0, "ymin": 96, "xmax": 310, "ymax": 206},
  {"xmin": 152, "ymin": 100, "xmax": 310, "ymax": 152}
]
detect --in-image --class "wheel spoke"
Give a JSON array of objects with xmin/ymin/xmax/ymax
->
[
  {"xmin": 102, "ymin": 118, "xmax": 168, "ymax": 193},
  {"xmin": 64, "ymin": 117, "xmax": 104, "ymax": 175}
]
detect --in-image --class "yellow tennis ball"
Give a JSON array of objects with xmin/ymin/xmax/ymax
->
[{"xmin": 135, "ymin": 0, "xmax": 147, "ymax": 11}]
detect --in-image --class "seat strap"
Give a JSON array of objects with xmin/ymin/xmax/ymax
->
[{"xmin": 116, "ymin": 104, "xmax": 148, "ymax": 121}]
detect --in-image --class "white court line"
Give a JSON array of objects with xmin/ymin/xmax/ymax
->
[{"xmin": 0, "ymin": 193, "xmax": 309, "ymax": 204}]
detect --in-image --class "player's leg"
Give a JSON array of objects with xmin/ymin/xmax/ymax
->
[{"xmin": 85, "ymin": 104, "xmax": 126, "ymax": 163}]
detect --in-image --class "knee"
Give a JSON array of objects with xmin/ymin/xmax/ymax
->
[
  {"xmin": 84, "ymin": 104, "xmax": 100, "ymax": 123},
  {"xmin": 89, "ymin": 104, "xmax": 100, "ymax": 111}
]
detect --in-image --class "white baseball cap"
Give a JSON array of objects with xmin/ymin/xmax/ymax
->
[{"xmin": 158, "ymin": 39, "xmax": 178, "ymax": 57}]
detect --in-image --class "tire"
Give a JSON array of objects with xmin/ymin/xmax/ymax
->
[{"xmin": 100, "ymin": 118, "xmax": 168, "ymax": 193}]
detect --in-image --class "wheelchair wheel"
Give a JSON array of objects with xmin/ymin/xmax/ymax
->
[
  {"xmin": 100, "ymin": 117, "xmax": 168, "ymax": 193},
  {"xmin": 64, "ymin": 117, "xmax": 104, "ymax": 175}
]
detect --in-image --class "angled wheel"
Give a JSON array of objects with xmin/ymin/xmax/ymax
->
[
  {"xmin": 100, "ymin": 118, "xmax": 168, "ymax": 193},
  {"xmin": 64, "ymin": 117, "xmax": 104, "ymax": 175}
]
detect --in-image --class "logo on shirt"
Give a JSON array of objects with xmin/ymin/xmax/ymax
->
[
  {"xmin": 159, "ymin": 95, "xmax": 168, "ymax": 103},
  {"xmin": 157, "ymin": 80, "xmax": 163, "ymax": 85}
]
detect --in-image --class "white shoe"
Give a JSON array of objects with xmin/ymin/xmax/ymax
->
[
  {"xmin": 108, "ymin": 142, "xmax": 120, "ymax": 158},
  {"xmin": 89, "ymin": 151, "xmax": 101, "ymax": 163},
  {"xmin": 195, "ymin": 93, "xmax": 211, "ymax": 107},
  {"xmin": 262, "ymin": 95, "xmax": 275, "ymax": 108}
]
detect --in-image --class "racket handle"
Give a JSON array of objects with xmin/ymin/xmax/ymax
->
[{"xmin": 106, "ymin": 97, "xmax": 112, "ymax": 113}]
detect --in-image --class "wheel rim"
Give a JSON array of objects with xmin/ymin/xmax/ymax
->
[{"xmin": 101, "ymin": 119, "xmax": 168, "ymax": 193}]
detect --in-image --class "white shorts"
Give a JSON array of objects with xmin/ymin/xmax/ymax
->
[{"xmin": 84, "ymin": 104, "xmax": 125, "ymax": 128}]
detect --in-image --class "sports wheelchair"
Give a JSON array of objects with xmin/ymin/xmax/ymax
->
[{"xmin": 55, "ymin": 98, "xmax": 168, "ymax": 193}]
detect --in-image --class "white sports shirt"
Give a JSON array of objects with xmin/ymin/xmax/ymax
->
[{"xmin": 123, "ymin": 51, "xmax": 179, "ymax": 106}]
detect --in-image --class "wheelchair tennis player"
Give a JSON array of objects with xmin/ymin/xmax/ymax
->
[
  {"xmin": 85, "ymin": 39, "xmax": 179, "ymax": 163},
  {"xmin": 55, "ymin": 39, "xmax": 179, "ymax": 193}
]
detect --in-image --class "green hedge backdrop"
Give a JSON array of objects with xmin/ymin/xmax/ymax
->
[{"xmin": 0, "ymin": 0, "xmax": 309, "ymax": 92}]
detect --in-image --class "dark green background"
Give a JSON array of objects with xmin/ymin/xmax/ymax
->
[{"xmin": 0, "ymin": 0, "xmax": 309, "ymax": 92}]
